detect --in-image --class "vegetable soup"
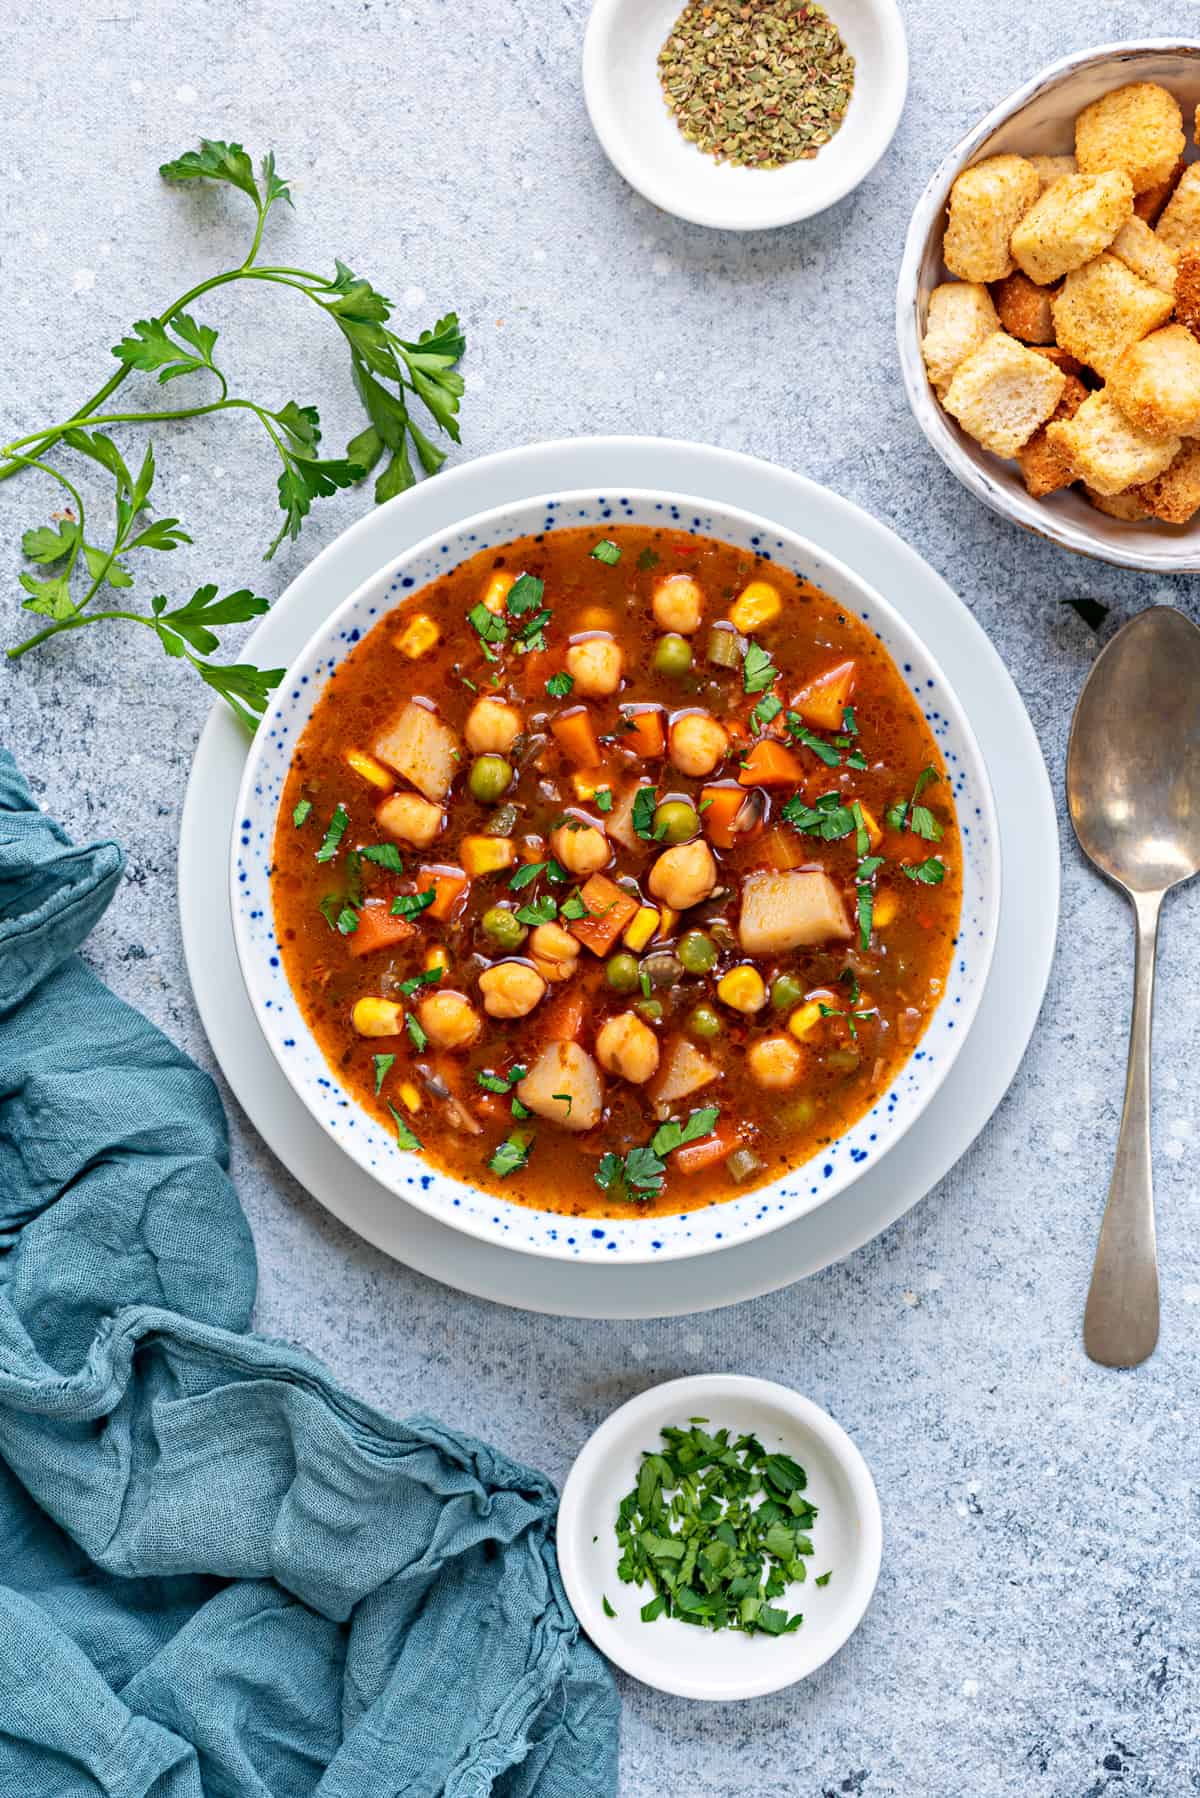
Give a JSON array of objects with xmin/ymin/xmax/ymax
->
[{"xmin": 271, "ymin": 525, "xmax": 960, "ymax": 1217}]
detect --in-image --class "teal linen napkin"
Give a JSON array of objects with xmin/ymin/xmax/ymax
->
[{"xmin": 0, "ymin": 749, "xmax": 619, "ymax": 1796}]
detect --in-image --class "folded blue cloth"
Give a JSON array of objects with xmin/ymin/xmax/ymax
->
[{"xmin": 0, "ymin": 749, "xmax": 619, "ymax": 1795}]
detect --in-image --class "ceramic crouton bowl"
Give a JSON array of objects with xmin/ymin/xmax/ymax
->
[{"xmin": 898, "ymin": 41, "xmax": 1200, "ymax": 572}]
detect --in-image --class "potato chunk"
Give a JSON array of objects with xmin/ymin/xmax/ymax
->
[
  {"xmin": 942, "ymin": 332, "xmax": 1066, "ymax": 457},
  {"xmin": 921, "ymin": 282, "xmax": 1000, "ymax": 392},
  {"xmin": 1075, "ymin": 82, "xmax": 1185, "ymax": 194},
  {"xmin": 1051, "ymin": 254, "xmax": 1174, "ymax": 379},
  {"xmin": 1045, "ymin": 388, "xmax": 1179, "ymax": 496},
  {"xmin": 943, "ymin": 154, "xmax": 1040, "ymax": 282},
  {"xmin": 738, "ymin": 870, "xmax": 852, "ymax": 955},
  {"xmin": 375, "ymin": 791, "xmax": 444, "ymax": 848},
  {"xmin": 1010, "ymin": 172, "xmax": 1132, "ymax": 284},
  {"xmin": 1108, "ymin": 325, "xmax": 1200, "ymax": 438},
  {"xmin": 649, "ymin": 1037, "xmax": 719, "ymax": 1118},
  {"xmin": 373, "ymin": 700, "xmax": 461, "ymax": 802},
  {"xmin": 517, "ymin": 1040, "xmax": 603, "ymax": 1132}
]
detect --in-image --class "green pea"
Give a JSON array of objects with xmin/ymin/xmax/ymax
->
[
  {"xmin": 688, "ymin": 1004, "xmax": 722, "ymax": 1041},
  {"xmin": 653, "ymin": 633, "xmax": 692, "ymax": 678},
  {"xmin": 606, "ymin": 951, "xmax": 641, "ymax": 993},
  {"xmin": 469, "ymin": 754, "xmax": 514, "ymax": 804},
  {"xmin": 653, "ymin": 799, "xmax": 699, "ymax": 845},
  {"xmin": 481, "ymin": 906, "xmax": 527, "ymax": 951},
  {"xmin": 771, "ymin": 972, "xmax": 806, "ymax": 1012},
  {"xmin": 678, "ymin": 929, "xmax": 718, "ymax": 976}
]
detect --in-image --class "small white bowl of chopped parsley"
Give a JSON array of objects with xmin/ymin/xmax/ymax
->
[
  {"xmin": 582, "ymin": 0, "xmax": 908, "ymax": 230},
  {"xmin": 556, "ymin": 1374, "xmax": 882, "ymax": 1699}
]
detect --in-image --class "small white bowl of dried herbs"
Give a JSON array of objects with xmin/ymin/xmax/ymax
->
[
  {"xmin": 582, "ymin": 0, "xmax": 907, "ymax": 230},
  {"xmin": 556, "ymin": 1374, "xmax": 882, "ymax": 1700}
]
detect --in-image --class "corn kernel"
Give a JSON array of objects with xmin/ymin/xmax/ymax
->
[
  {"xmin": 729, "ymin": 579, "xmax": 782, "ymax": 633},
  {"xmin": 481, "ymin": 571, "xmax": 516, "ymax": 614},
  {"xmin": 395, "ymin": 613, "xmax": 440, "ymax": 660},
  {"xmin": 872, "ymin": 889, "xmax": 899, "ymax": 929},
  {"xmin": 654, "ymin": 906, "xmax": 680, "ymax": 940},
  {"xmin": 571, "ymin": 771, "xmax": 600, "ymax": 801},
  {"xmin": 460, "ymin": 835, "xmax": 516, "ymax": 876},
  {"xmin": 345, "ymin": 749, "xmax": 395, "ymax": 792},
  {"xmin": 623, "ymin": 904, "xmax": 660, "ymax": 952},
  {"xmin": 717, "ymin": 965, "xmax": 767, "ymax": 1013},
  {"xmin": 788, "ymin": 1000, "xmax": 824, "ymax": 1041},
  {"xmin": 424, "ymin": 944, "xmax": 450, "ymax": 972},
  {"xmin": 352, "ymin": 997, "xmax": 404, "ymax": 1037},
  {"xmin": 398, "ymin": 1081, "xmax": 423, "ymax": 1114}
]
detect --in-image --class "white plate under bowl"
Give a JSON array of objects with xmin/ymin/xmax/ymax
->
[
  {"xmin": 582, "ymin": 0, "xmax": 907, "ymax": 230},
  {"xmin": 556, "ymin": 1374, "xmax": 882, "ymax": 1700},
  {"xmin": 178, "ymin": 435, "xmax": 1057, "ymax": 1317},
  {"xmin": 899, "ymin": 40, "xmax": 1200, "ymax": 572},
  {"xmin": 232, "ymin": 487, "xmax": 999, "ymax": 1268}
]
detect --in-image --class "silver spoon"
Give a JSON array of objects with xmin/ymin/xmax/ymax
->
[{"xmin": 1066, "ymin": 605, "xmax": 1200, "ymax": 1368}]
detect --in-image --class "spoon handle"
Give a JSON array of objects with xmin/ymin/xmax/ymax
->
[{"xmin": 1084, "ymin": 888, "xmax": 1162, "ymax": 1368}]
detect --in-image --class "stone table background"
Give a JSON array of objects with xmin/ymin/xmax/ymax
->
[{"xmin": 3, "ymin": 0, "xmax": 1198, "ymax": 1790}]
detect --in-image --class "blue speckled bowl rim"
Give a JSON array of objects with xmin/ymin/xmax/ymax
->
[{"xmin": 232, "ymin": 488, "xmax": 1001, "ymax": 1265}]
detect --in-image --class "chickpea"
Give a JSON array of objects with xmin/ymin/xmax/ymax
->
[
  {"xmin": 529, "ymin": 921, "xmax": 579, "ymax": 984},
  {"xmin": 595, "ymin": 1011, "xmax": 661, "ymax": 1085},
  {"xmin": 653, "ymin": 573, "xmax": 704, "ymax": 635},
  {"xmin": 648, "ymin": 838, "xmax": 718, "ymax": 911},
  {"xmin": 465, "ymin": 695, "xmax": 522, "ymax": 755},
  {"xmin": 375, "ymin": 790, "xmax": 444, "ymax": 848},
  {"xmin": 669, "ymin": 711, "xmax": 728, "ymax": 778},
  {"xmin": 747, "ymin": 1035, "xmax": 804, "ymax": 1089},
  {"xmin": 550, "ymin": 818, "xmax": 610, "ymax": 876},
  {"xmin": 565, "ymin": 635, "xmax": 623, "ymax": 697},
  {"xmin": 478, "ymin": 961, "xmax": 548, "ymax": 1019},
  {"xmin": 417, "ymin": 990, "xmax": 482, "ymax": 1050}
]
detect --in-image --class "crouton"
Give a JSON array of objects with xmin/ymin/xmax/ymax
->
[
  {"xmin": 1108, "ymin": 325, "xmax": 1200, "ymax": 438},
  {"xmin": 1029, "ymin": 153, "xmax": 1078, "ymax": 192},
  {"xmin": 1051, "ymin": 254, "xmax": 1175, "ymax": 378},
  {"xmin": 992, "ymin": 270, "xmax": 1058, "ymax": 344},
  {"xmin": 1084, "ymin": 485, "xmax": 1153, "ymax": 521},
  {"xmin": 1109, "ymin": 215, "xmax": 1178, "ymax": 293},
  {"xmin": 1075, "ymin": 82, "xmax": 1185, "ymax": 193},
  {"xmin": 1030, "ymin": 343, "xmax": 1089, "ymax": 380},
  {"xmin": 943, "ymin": 154, "xmax": 1040, "ymax": 283},
  {"xmin": 921, "ymin": 282, "xmax": 1000, "ymax": 392},
  {"xmin": 942, "ymin": 332, "xmax": 1067, "ymax": 457},
  {"xmin": 1010, "ymin": 172, "xmax": 1133, "ymax": 284},
  {"xmin": 1156, "ymin": 162, "xmax": 1200, "ymax": 252},
  {"xmin": 1174, "ymin": 246, "xmax": 1200, "ymax": 341},
  {"xmin": 1135, "ymin": 440, "xmax": 1200, "ymax": 522},
  {"xmin": 1133, "ymin": 158, "xmax": 1185, "ymax": 224},
  {"xmin": 1045, "ymin": 388, "xmax": 1179, "ymax": 494},
  {"xmin": 1018, "ymin": 373, "xmax": 1089, "ymax": 497}
]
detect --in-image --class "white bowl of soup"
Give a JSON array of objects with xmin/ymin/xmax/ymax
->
[{"xmin": 233, "ymin": 489, "xmax": 999, "ymax": 1265}]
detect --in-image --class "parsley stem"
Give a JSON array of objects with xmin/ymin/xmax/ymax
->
[{"xmin": 7, "ymin": 606, "xmax": 159, "ymax": 658}]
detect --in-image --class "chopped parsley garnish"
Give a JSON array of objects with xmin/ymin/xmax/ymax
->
[
  {"xmin": 750, "ymin": 691, "xmax": 783, "ymax": 732},
  {"xmin": 636, "ymin": 547, "xmax": 660, "ymax": 571},
  {"xmin": 594, "ymin": 786, "xmax": 614, "ymax": 813},
  {"xmin": 886, "ymin": 766, "xmax": 943, "ymax": 842},
  {"xmin": 902, "ymin": 857, "xmax": 945, "ymax": 884},
  {"xmin": 818, "ymin": 969, "xmax": 879, "ymax": 1040},
  {"xmin": 315, "ymin": 802, "xmax": 349, "ymax": 863},
  {"xmin": 602, "ymin": 1594, "xmax": 617, "ymax": 1618},
  {"xmin": 840, "ymin": 706, "xmax": 858, "ymax": 738},
  {"xmin": 551, "ymin": 1091, "xmax": 573, "ymax": 1118},
  {"xmin": 560, "ymin": 891, "xmax": 592, "ymax": 921},
  {"xmin": 505, "ymin": 573, "xmax": 544, "ymax": 616},
  {"xmin": 390, "ymin": 887, "xmax": 437, "ymax": 921},
  {"xmin": 467, "ymin": 601, "xmax": 507, "ymax": 648},
  {"xmin": 516, "ymin": 894, "xmax": 558, "ymax": 925},
  {"xmin": 405, "ymin": 1012, "xmax": 428, "ymax": 1052},
  {"xmin": 851, "ymin": 799, "xmax": 870, "ymax": 859},
  {"xmin": 651, "ymin": 1106, "xmax": 719, "ymax": 1158},
  {"xmin": 372, "ymin": 1053, "xmax": 395, "ymax": 1095},
  {"xmin": 781, "ymin": 790, "xmax": 856, "ymax": 841},
  {"xmin": 488, "ymin": 1130, "xmax": 531, "ymax": 1178},
  {"xmin": 511, "ymin": 1097, "xmax": 531, "ymax": 1120},
  {"xmin": 508, "ymin": 860, "xmax": 547, "ymax": 891},
  {"xmin": 398, "ymin": 965, "xmax": 444, "ymax": 997},
  {"xmin": 855, "ymin": 853, "xmax": 884, "ymax": 948},
  {"xmin": 785, "ymin": 714, "xmax": 841, "ymax": 767},
  {"xmin": 292, "ymin": 798, "xmax": 313, "ymax": 828},
  {"xmin": 477, "ymin": 1065, "xmax": 527, "ymax": 1095},
  {"xmin": 318, "ymin": 893, "xmax": 358, "ymax": 934},
  {"xmin": 741, "ymin": 640, "xmax": 779, "ymax": 695},
  {"xmin": 546, "ymin": 670, "xmax": 574, "ymax": 698},
  {"xmin": 815, "ymin": 1571, "xmax": 832, "ymax": 1587},
  {"xmin": 596, "ymin": 1108, "xmax": 719, "ymax": 1202},
  {"xmin": 631, "ymin": 786, "xmax": 659, "ymax": 841},
  {"xmin": 360, "ymin": 842, "xmax": 404, "ymax": 872},
  {"xmin": 614, "ymin": 1421, "xmax": 820, "ymax": 1635},
  {"xmin": 387, "ymin": 1102, "xmax": 422, "ymax": 1152},
  {"xmin": 590, "ymin": 539, "xmax": 621, "ymax": 565}
]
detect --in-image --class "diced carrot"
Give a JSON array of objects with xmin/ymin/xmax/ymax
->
[
  {"xmin": 347, "ymin": 903, "xmax": 416, "ymax": 958},
  {"xmin": 417, "ymin": 863, "xmax": 470, "ymax": 922},
  {"xmin": 522, "ymin": 649, "xmax": 553, "ymax": 696},
  {"xmin": 619, "ymin": 704, "xmax": 666, "ymax": 758},
  {"xmin": 792, "ymin": 660, "xmax": 856, "ymax": 732},
  {"xmin": 474, "ymin": 1092, "xmax": 507, "ymax": 1123},
  {"xmin": 737, "ymin": 738, "xmax": 807, "ymax": 787},
  {"xmin": 568, "ymin": 874, "xmax": 640, "ymax": 955},
  {"xmin": 673, "ymin": 1121, "xmax": 740, "ymax": 1176},
  {"xmin": 540, "ymin": 985, "xmax": 586, "ymax": 1042},
  {"xmin": 701, "ymin": 783, "xmax": 752, "ymax": 849},
  {"xmin": 551, "ymin": 706, "xmax": 601, "ymax": 768}
]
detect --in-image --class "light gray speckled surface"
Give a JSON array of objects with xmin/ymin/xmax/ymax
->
[{"xmin": 3, "ymin": 1, "xmax": 1199, "ymax": 1791}]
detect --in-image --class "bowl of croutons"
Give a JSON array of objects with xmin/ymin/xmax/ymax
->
[{"xmin": 898, "ymin": 43, "xmax": 1200, "ymax": 569}]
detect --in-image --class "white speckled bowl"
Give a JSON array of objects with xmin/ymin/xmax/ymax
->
[
  {"xmin": 898, "ymin": 42, "xmax": 1200, "ymax": 572},
  {"xmin": 232, "ymin": 488, "xmax": 999, "ymax": 1265}
]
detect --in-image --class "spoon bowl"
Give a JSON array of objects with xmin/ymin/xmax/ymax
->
[{"xmin": 1067, "ymin": 606, "xmax": 1200, "ymax": 1366}]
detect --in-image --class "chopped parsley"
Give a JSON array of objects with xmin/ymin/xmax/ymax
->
[
  {"xmin": 785, "ymin": 714, "xmax": 841, "ymax": 767},
  {"xmin": 594, "ymin": 786, "xmax": 614, "ymax": 813},
  {"xmin": 360, "ymin": 842, "xmax": 404, "ymax": 872},
  {"xmin": 516, "ymin": 894, "xmax": 558, "ymax": 925},
  {"xmin": 781, "ymin": 790, "xmax": 856, "ymax": 841},
  {"xmin": 855, "ymin": 853, "xmax": 884, "ymax": 948},
  {"xmin": 602, "ymin": 1594, "xmax": 617, "ymax": 1618},
  {"xmin": 505, "ymin": 573, "xmax": 545, "ymax": 616},
  {"xmin": 488, "ymin": 1130, "xmax": 531, "ymax": 1178},
  {"xmin": 815, "ymin": 1571, "xmax": 832, "ymax": 1587},
  {"xmin": 818, "ymin": 969, "xmax": 879, "ymax": 1040},
  {"xmin": 631, "ymin": 786, "xmax": 659, "ymax": 841},
  {"xmin": 902, "ymin": 856, "xmax": 945, "ymax": 885},
  {"xmin": 372, "ymin": 1053, "xmax": 395, "ymax": 1095},
  {"xmin": 508, "ymin": 860, "xmax": 547, "ymax": 891},
  {"xmin": 551, "ymin": 1091, "xmax": 573, "ymax": 1118},
  {"xmin": 387, "ymin": 1102, "xmax": 422, "ymax": 1152},
  {"xmin": 750, "ymin": 691, "xmax": 783, "ymax": 732},
  {"xmin": 590, "ymin": 539, "xmax": 621, "ymax": 565},
  {"xmin": 546, "ymin": 670, "xmax": 574, "ymax": 698},
  {"xmin": 398, "ymin": 965, "xmax": 444, "ymax": 997},
  {"xmin": 886, "ymin": 766, "xmax": 943, "ymax": 842},
  {"xmin": 315, "ymin": 802, "xmax": 349, "ymax": 863},
  {"xmin": 292, "ymin": 798, "xmax": 313, "ymax": 828},
  {"xmin": 467, "ymin": 601, "xmax": 507, "ymax": 648},
  {"xmin": 405, "ymin": 1012, "xmax": 428, "ymax": 1052},
  {"xmin": 477, "ymin": 1065, "xmax": 527, "ymax": 1095},
  {"xmin": 390, "ymin": 887, "xmax": 437, "ymax": 921},
  {"xmin": 595, "ymin": 1108, "xmax": 719, "ymax": 1202},
  {"xmin": 741, "ymin": 640, "xmax": 779, "ymax": 695}
]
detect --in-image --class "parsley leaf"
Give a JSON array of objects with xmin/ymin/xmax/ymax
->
[
  {"xmin": 741, "ymin": 640, "xmax": 779, "ymax": 695},
  {"xmin": 489, "ymin": 1131, "xmax": 532, "ymax": 1178},
  {"xmin": 594, "ymin": 786, "xmax": 613, "ymax": 813},
  {"xmin": 505, "ymin": 573, "xmax": 545, "ymax": 616},
  {"xmin": 468, "ymin": 601, "xmax": 507, "ymax": 647},
  {"xmin": 785, "ymin": 714, "xmax": 841, "ymax": 767},
  {"xmin": 390, "ymin": 887, "xmax": 437, "ymax": 920},
  {"xmin": 477, "ymin": 1065, "xmax": 527, "ymax": 1095},
  {"xmin": 398, "ymin": 965, "xmax": 443, "ymax": 996},
  {"xmin": 546, "ymin": 671, "xmax": 574, "ymax": 698},
  {"xmin": 888, "ymin": 766, "xmax": 943, "ymax": 840},
  {"xmin": 781, "ymin": 790, "xmax": 856, "ymax": 841},
  {"xmin": 650, "ymin": 1106, "xmax": 720, "ymax": 1158},
  {"xmin": 373, "ymin": 1052, "xmax": 395, "ymax": 1094},
  {"xmin": 590, "ymin": 539, "xmax": 621, "ymax": 565},
  {"xmin": 632, "ymin": 786, "xmax": 659, "ymax": 841},
  {"xmin": 902, "ymin": 857, "xmax": 945, "ymax": 884},
  {"xmin": 751, "ymin": 691, "xmax": 782, "ymax": 732},
  {"xmin": 361, "ymin": 842, "xmax": 404, "ymax": 872},
  {"xmin": 315, "ymin": 803, "xmax": 350, "ymax": 863},
  {"xmin": 509, "ymin": 860, "xmax": 547, "ymax": 891},
  {"xmin": 855, "ymin": 853, "xmax": 885, "ymax": 948},
  {"xmin": 515, "ymin": 895, "xmax": 557, "ymax": 925},
  {"xmin": 405, "ymin": 1012, "xmax": 428, "ymax": 1052},
  {"xmin": 292, "ymin": 798, "xmax": 312, "ymax": 828},
  {"xmin": 387, "ymin": 1101, "xmax": 421, "ymax": 1152}
]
